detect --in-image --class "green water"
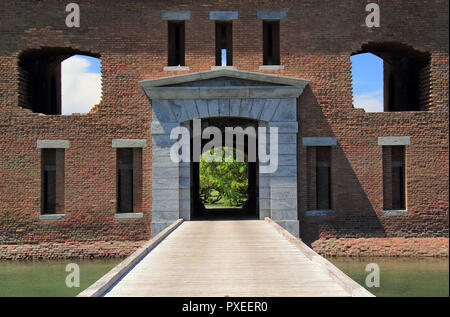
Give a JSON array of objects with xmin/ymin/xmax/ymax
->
[
  {"xmin": 327, "ymin": 257, "xmax": 449, "ymax": 297},
  {"xmin": 0, "ymin": 259, "xmax": 120, "ymax": 297}
]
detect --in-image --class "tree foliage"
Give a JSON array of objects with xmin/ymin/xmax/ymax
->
[{"xmin": 199, "ymin": 147, "xmax": 248, "ymax": 207}]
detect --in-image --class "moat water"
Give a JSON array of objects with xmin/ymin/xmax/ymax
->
[
  {"xmin": 327, "ymin": 256, "xmax": 449, "ymax": 297},
  {"xmin": 0, "ymin": 258, "xmax": 120, "ymax": 297},
  {"xmin": 0, "ymin": 257, "xmax": 448, "ymax": 297}
]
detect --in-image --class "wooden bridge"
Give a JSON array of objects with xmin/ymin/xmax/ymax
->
[{"xmin": 78, "ymin": 218, "xmax": 373, "ymax": 297}]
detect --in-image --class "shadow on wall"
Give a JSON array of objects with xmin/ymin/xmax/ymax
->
[{"xmin": 297, "ymin": 85, "xmax": 386, "ymax": 245}]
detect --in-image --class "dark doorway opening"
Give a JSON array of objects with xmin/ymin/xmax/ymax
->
[{"xmin": 191, "ymin": 118, "xmax": 259, "ymax": 220}]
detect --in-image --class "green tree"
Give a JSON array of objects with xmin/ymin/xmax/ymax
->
[{"xmin": 199, "ymin": 147, "xmax": 248, "ymax": 207}]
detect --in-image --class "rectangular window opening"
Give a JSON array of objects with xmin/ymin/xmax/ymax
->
[
  {"xmin": 383, "ymin": 146, "xmax": 406, "ymax": 210},
  {"xmin": 168, "ymin": 21, "xmax": 185, "ymax": 66},
  {"xmin": 117, "ymin": 148, "xmax": 142, "ymax": 213},
  {"xmin": 41, "ymin": 149, "xmax": 65, "ymax": 214},
  {"xmin": 316, "ymin": 147, "xmax": 332, "ymax": 210},
  {"xmin": 391, "ymin": 146, "xmax": 406, "ymax": 210},
  {"xmin": 263, "ymin": 20, "xmax": 280, "ymax": 65},
  {"xmin": 307, "ymin": 146, "xmax": 332, "ymax": 211},
  {"xmin": 215, "ymin": 22, "xmax": 232, "ymax": 66}
]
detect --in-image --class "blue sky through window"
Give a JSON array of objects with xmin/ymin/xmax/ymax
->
[
  {"xmin": 61, "ymin": 54, "xmax": 101, "ymax": 115},
  {"xmin": 350, "ymin": 53, "xmax": 384, "ymax": 112},
  {"xmin": 221, "ymin": 49, "xmax": 227, "ymax": 66}
]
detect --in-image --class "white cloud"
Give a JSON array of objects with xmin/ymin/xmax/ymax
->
[
  {"xmin": 61, "ymin": 56, "xmax": 101, "ymax": 115},
  {"xmin": 353, "ymin": 89, "xmax": 383, "ymax": 112}
]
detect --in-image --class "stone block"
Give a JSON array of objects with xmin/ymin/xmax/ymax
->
[
  {"xmin": 37, "ymin": 140, "xmax": 70, "ymax": 149},
  {"xmin": 169, "ymin": 100, "xmax": 189, "ymax": 122},
  {"xmin": 152, "ymin": 211, "xmax": 179, "ymax": 221},
  {"xmin": 382, "ymin": 210, "xmax": 409, "ymax": 216},
  {"xmin": 152, "ymin": 199, "xmax": 179, "ymax": 211},
  {"xmin": 306, "ymin": 210, "xmax": 335, "ymax": 217},
  {"xmin": 271, "ymin": 99, "xmax": 296, "ymax": 121},
  {"xmin": 257, "ymin": 10, "xmax": 286, "ymax": 20},
  {"xmin": 271, "ymin": 176, "xmax": 297, "ymax": 187},
  {"xmin": 302, "ymin": 137, "xmax": 337, "ymax": 146},
  {"xmin": 249, "ymin": 99, "xmax": 265, "ymax": 119},
  {"xmin": 259, "ymin": 99, "xmax": 279, "ymax": 121},
  {"xmin": 112, "ymin": 139, "xmax": 147, "ymax": 148},
  {"xmin": 218, "ymin": 99, "xmax": 230, "ymax": 116},
  {"xmin": 207, "ymin": 99, "xmax": 219, "ymax": 117},
  {"xmin": 229, "ymin": 99, "xmax": 241, "ymax": 116},
  {"xmin": 39, "ymin": 214, "xmax": 66, "ymax": 220},
  {"xmin": 162, "ymin": 11, "xmax": 191, "ymax": 20},
  {"xmin": 184, "ymin": 100, "xmax": 199, "ymax": 119},
  {"xmin": 271, "ymin": 199, "xmax": 297, "ymax": 210},
  {"xmin": 196, "ymin": 99, "xmax": 209, "ymax": 118},
  {"xmin": 153, "ymin": 177, "xmax": 179, "ymax": 189},
  {"xmin": 209, "ymin": 11, "xmax": 238, "ymax": 20},
  {"xmin": 378, "ymin": 136, "xmax": 411, "ymax": 146},
  {"xmin": 152, "ymin": 100, "xmax": 177, "ymax": 122},
  {"xmin": 114, "ymin": 213, "xmax": 144, "ymax": 219},
  {"xmin": 271, "ymin": 209, "xmax": 298, "ymax": 220},
  {"xmin": 153, "ymin": 166, "xmax": 179, "ymax": 178},
  {"xmin": 152, "ymin": 189, "xmax": 179, "ymax": 200},
  {"xmin": 239, "ymin": 99, "xmax": 252, "ymax": 117}
]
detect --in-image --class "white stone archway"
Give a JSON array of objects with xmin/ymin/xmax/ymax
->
[{"xmin": 140, "ymin": 69, "xmax": 308, "ymax": 236}]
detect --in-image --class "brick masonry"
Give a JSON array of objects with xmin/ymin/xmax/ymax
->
[
  {"xmin": 0, "ymin": 241, "xmax": 145, "ymax": 260},
  {"xmin": 0, "ymin": 0, "xmax": 448, "ymax": 258},
  {"xmin": 312, "ymin": 238, "xmax": 449, "ymax": 257}
]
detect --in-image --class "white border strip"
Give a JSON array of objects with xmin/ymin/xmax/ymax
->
[{"xmin": 77, "ymin": 219, "xmax": 184, "ymax": 297}]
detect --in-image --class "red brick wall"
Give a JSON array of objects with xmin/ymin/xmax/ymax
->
[
  {"xmin": 312, "ymin": 237, "xmax": 449, "ymax": 257},
  {"xmin": 0, "ymin": 1, "xmax": 448, "ymax": 249},
  {"xmin": 0, "ymin": 241, "xmax": 145, "ymax": 260}
]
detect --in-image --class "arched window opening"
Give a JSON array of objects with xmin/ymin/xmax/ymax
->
[
  {"xmin": 351, "ymin": 52, "xmax": 384, "ymax": 112},
  {"xmin": 18, "ymin": 48, "xmax": 101, "ymax": 115},
  {"xmin": 351, "ymin": 42, "xmax": 431, "ymax": 112},
  {"xmin": 61, "ymin": 55, "xmax": 101, "ymax": 115}
]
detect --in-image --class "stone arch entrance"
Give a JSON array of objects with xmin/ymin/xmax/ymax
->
[{"xmin": 140, "ymin": 69, "xmax": 308, "ymax": 236}]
